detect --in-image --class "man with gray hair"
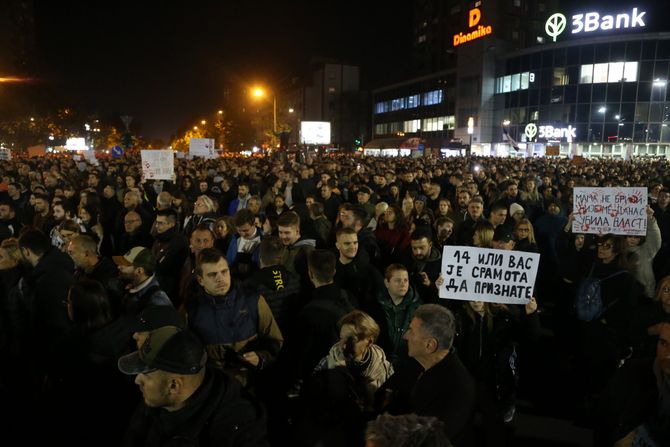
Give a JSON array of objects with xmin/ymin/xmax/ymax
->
[{"xmin": 378, "ymin": 304, "xmax": 475, "ymax": 446}]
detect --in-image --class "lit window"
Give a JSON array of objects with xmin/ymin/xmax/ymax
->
[
  {"xmin": 608, "ymin": 62, "xmax": 624, "ymax": 83},
  {"xmin": 593, "ymin": 63, "xmax": 608, "ymax": 83},
  {"xmin": 511, "ymin": 74, "xmax": 520, "ymax": 91},
  {"xmin": 418, "ymin": 34, "xmax": 427, "ymax": 43},
  {"xmin": 407, "ymin": 95, "xmax": 420, "ymax": 108},
  {"xmin": 553, "ymin": 68, "xmax": 568, "ymax": 86},
  {"xmin": 521, "ymin": 72, "xmax": 529, "ymax": 90},
  {"xmin": 404, "ymin": 120, "xmax": 420, "ymax": 132},
  {"xmin": 623, "ymin": 61, "xmax": 638, "ymax": 82},
  {"xmin": 580, "ymin": 65, "xmax": 593, "ymax": 83},
  {"xmin": 503, "ymin": 76, "xmax": 512, "ymax": 93}
]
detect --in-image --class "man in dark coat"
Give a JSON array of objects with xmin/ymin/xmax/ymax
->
[
  {"xmin": 595, "ymin": 324, "xmax": 670, "ymax": 447},
  {"xmin": 285, "ymin": 249, "xmax": 353, "ymax": 387},
  {"xmin": 151, "ymin": 208, "xmax": 189, "ymax": 304},
  {"xmin": 18, "ymin": 228, "xmax": 75, "ymax": 347},
  {"xmin": 378, "ymin": 304, "xmax": 476, "ymax": 447},
  {"xmin": 118, "ymin": 326, "xmax": 268, "ymax": 447}
]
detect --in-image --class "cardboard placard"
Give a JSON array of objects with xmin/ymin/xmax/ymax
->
[
  {"xmin": 572, "ymin": 187, "xmax": 648, "ymax": 236},
  {"xmin": 439, "ymin": 246, "xmax": 540, "ymax": 305},
  {"xmin": 141, "ymin": 150, "xmax": 174, "ymax": 180}
]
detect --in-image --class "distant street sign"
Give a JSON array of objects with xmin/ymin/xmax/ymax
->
[{"xmin": 111, "ymin": 145, "xmax": 124, "ymax": 158}]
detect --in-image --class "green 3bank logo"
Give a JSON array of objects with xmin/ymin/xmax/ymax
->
[
  {"xmin": 545, "ymin": 13, "xmax": 567, "ymax": 42},
  {"xmin": 524, "ymin": 123, "xmax": 538, "ymax": 140}
]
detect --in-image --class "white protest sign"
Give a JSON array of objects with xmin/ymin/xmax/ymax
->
[
  {"xmin": 573, "ymin": 187, "xmax": 647, "ymax": 236},
  {"xmin": 189, "ymin": 138, "xmax": 217, "ymax": 159},
  {"xmin": 439, "ymin": 246, "xmax": 540, "ymax": 305},
  {"xmin": 0, "ymin": 148, "xmax": 12, "ymax": 160},
  {"xmin": 82, "ymin": 150, "xmax": 99, "ymax": 166},
  {"xmin": 141, "ymin": 150, "xmax": 174, "ymax": 180}
]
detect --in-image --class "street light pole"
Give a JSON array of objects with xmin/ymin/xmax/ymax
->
[{"xmin": 273, "ymin": 95, "xmax": 277, "ymax": 135}]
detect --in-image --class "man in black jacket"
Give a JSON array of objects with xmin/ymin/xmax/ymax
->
[
  {"xmin": 118, "ymin": 326, "xmax": 268, "ymax": 447},
  {"xmin": 151, "ymin": 208, "xmax": 189, "ymax": 304},
  {"xmin": 18, "ymin": 228, "xmax": 74, "ymax": 346},
  {"xmin": 378, "ymin": 304, "xmax": 475, "ymax": 447}
]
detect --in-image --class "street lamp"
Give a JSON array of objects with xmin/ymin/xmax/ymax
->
[
  {"xmin": 251, "ymin": 86, "xmax": 277, "ymax": 135},
  {"xmin": 201, "ymin": 120, "xmax": 206, "ymax": 125}
]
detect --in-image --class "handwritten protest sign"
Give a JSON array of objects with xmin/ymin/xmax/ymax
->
[
  {"xmin": 189, "ymin": 138, "xmax": 217, "ymax": 159},
  {"xmin": 572, "ymin": 187, "xmax": 647, "ymax": 236},
  {"xmin": 0, "ymin": 148, "xmax": 12, "ymax": 160},
  {"xmin": 141, "ymin": 150, "xmax": 174, "ymax": 180},
  {"xmin": 439, "ymin": 246, "xmax": 540, "ymax": 305}
]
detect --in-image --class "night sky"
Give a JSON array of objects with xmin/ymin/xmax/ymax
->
[{"xmin": 33, "ymin": 0, "xmax": 413, "ymax": 140}]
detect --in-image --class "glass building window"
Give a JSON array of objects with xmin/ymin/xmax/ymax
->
[
  {"xmin": 608, "ymin": 62, "xmax": 624, "ymax": 83},
  {"xmin": 553, "ymin": 68, "xmax": 568, "ymax": 86},
  {"xmin": 580, "ymin": 65, "xmax": 593, "ymax": 83},
  {"xmin": 511, "ymin": 74, "xmax": 520, "ymax": 91},
  {"xmin": 407, "ymin": 94, "xmax": 420, "ymax": 109},
  {"xmin": 635, "ymin": 103, "xmax": 649, "ymax": 122},
  {"xmin": 503, "ymin": 76, "xmax": 512, "ymax": 93},
  {"xmin": 404, "ymin": 119, "xmax": 421, "ymax": 133},
  {"xmin": 422, "ymin": 90, "xmax": 443, "ymax": 105},
  {"xmin": 593, "ymin": 64, "xmax": 609, "ymax": 83},
  {"xmin": 623, "ymin": 62, "xmax": 638, "ymax": 82},
  {"xmin": 521, "ymin": 72, "xmax": 529, "ymax": 90}
]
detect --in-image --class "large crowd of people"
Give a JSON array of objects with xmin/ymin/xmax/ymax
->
[{"xmin": 0, "ymin": 152, "xmax": 669, "ymax": 446}]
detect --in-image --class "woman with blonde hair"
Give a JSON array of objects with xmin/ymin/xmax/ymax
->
[
  {"xmin": 514, "ymin": 218, "xmax": 538, "ymax": 253},
  {"xmin": 183, "ymin": 194, "xmax": 217, "ymax": 235},
  {"xmin": 473, "ymin": 221, "xmax": 495, "ymax": 248},
  {"xmin": 314, "ymin": 309, "xmax": 393, "ymax": 390}
]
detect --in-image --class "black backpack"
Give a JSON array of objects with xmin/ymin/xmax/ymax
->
[{"xmin": 574, "ymin": 265, "xmax": 626, "ymax": 322}]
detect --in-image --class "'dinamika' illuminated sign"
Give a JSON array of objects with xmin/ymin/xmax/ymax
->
[
  {"xmin": 545, "ymin": 8, "xmax": 646, "ymax": 42},
  {"xmin": 453, "ymin": 8, "xmax": 493, "ymax": 47}
]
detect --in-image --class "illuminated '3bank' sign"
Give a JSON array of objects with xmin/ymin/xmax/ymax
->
[{"xmin": 546, "ymin": 8, "xmax": 646, "ymax": 42}]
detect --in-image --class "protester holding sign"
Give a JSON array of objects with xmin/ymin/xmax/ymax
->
[
  {"xmin": 574, "ymin": 233, "xmax": 643, "ymax": 416},
  {"xmin": 454, "ymin": 296, "xmax": 540, "ymax": 436},
  {"xmin": 438, "ymin": 246, "xmax": 540, "ymax": 306},
  {"xmin": 625, "ymin": 206, "xmax": 661, "ymax": 299}
]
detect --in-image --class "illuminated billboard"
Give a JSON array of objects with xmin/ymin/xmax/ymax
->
[
  {"xmin": 300, "ymin": 121, "xmax": 331, "ymax": 145},
  {"xmin": 453, "ymin": 8, "xmax": 493, "ymax": 47},
  {"xmin": 65, "ymin": 138, "xmax": 87, "ymax": 151},
  {"xmin": 545, "ymin": 8, "xmax": 646, "ymax": 42}
]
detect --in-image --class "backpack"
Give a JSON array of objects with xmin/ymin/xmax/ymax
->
[{"xmin": 574, "ymin": 266, "xmax": 626, "ymax": 322}]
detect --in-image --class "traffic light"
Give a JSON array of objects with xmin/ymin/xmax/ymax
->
[{"xmin": 354, "ymin": 138, "xmax": 362, "ymax": 146}]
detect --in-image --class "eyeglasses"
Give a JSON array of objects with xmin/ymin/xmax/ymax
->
[{"xmin": 596, "ymin": 242, "xmax": 613, "ymax": 249}]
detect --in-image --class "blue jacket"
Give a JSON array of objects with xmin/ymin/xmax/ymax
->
[{"xmin": 225, "ymin": 232, "xmax": 262, "ymax": 270}]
